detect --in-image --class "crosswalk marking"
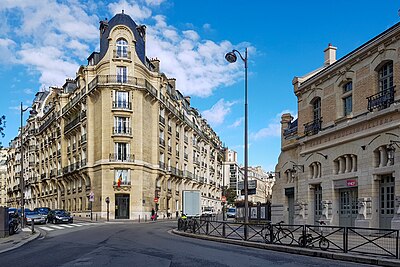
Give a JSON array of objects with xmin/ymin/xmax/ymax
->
[
  {"xmin": 69, "ymin": 223, "xmax": 83, "ymax": 227},
  {"xmin": 38, "ymin": 222, "xmax": 97, "ymax": 232},
  {"xmin": 39, "ymin": 226, "xmax": 55, "ymax": 231},
  {"xmin": 49, "ymin": 225, "xmax": 65, "ymax": 229}
]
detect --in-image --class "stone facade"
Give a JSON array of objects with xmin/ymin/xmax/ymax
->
[
  {"xmin": 0, "ymin": 149, "xmax": 7, "ymax": 206},
  {"xmin": 6, "ymin": 12, "xmax": 224, "ymax": 220},
  {"xmin": 273, "ymin": 23, "xmax": 400, "ymax": 229}
]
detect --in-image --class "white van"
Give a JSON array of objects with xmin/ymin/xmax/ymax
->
[{"xmin": 202, "ymin": 207, "xmax": 216, "ymax": 217}]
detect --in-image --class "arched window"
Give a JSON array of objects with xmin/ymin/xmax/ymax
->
[
  {"xmin": 378, "ymin": 62, "xmax": 393, "ymax": 92},
  {"xmin": 116, "ymin": 38, "xmax": 128, "ymax": 58}
]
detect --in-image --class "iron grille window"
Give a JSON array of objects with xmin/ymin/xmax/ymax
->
[
  {"xmin": 313, "ymin": 98, "xmax": 321, "ymax": 122},
  {"xmin": 315, "ymin": 185, "xmax": 322, "ymax": 217}
]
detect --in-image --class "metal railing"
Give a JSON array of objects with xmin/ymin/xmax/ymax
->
[
  {"xmin": 367, "ymin": 86, "xmax": 395, "ymax": 111},
  {"xmin": 304, "ymin": 118, "xmax": 322, "ymax": 135},
  {"xmin": 177, "ymin": 220, "xmax": 400, "ymax": 259}
]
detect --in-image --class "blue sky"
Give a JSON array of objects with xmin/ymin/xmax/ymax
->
[{"xmin": 0, "ymin": 0, "xmax": 399, "ymax": 171}]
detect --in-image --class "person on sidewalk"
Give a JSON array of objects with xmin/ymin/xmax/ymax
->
[{"xmin": 151, "ymin": 208, "xmax": 155, "ymax": 221}]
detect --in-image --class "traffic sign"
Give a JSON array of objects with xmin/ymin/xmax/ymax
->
[
  {"xmin": 154, "ymin": 198, "xmax": 159, "ymax": 203},
  {"xmin": 89, "ymin": 191, "xmax": 94, "ymax": 202},
  {"xmin": 221, "ymin": 196, "xmax": 226, "ymax": 202},
  {"xmin": 238, "ymin": 180, "xmax": 257, "ymax": 190}
]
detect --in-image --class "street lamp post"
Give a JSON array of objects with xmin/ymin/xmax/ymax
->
[
  {"xmin": 225, "ymin": 48, "xmax": 249, "ymax": 240},
  {"xmin": 20, "ymin": 102, "xmax": 36, "ymax": 229}
]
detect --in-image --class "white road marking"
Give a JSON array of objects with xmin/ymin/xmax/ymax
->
[
  {"xmin": 39, "ymin": 226, "xmax": 55, "ymax": 231},
  {"xmin": 59, "ymin": 224, "xmax": 74, "ymax": 228},
  {"xmin": 69, "ymin": 223, "xmax": 83, "ymax": 227},
  {"xmin": 48, "ymin": 225, "xmax": 65, "ymax": 229}
]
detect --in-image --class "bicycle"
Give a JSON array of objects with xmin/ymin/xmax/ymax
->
[
  {"xmin": 263, "ymin": 221, "xmax": 294, "ymax": 245},
  {"xmin": 298, "ymin": 220, "xmax": 329, "ymax": 251}
]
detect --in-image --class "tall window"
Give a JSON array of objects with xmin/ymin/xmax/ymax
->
[
  {"xmin": 115, "ymin": 142, "xmax": 128, "ymax": 161},
  {"xmin": 116, "ymin": 38, "xmax": 128, "ymax": 58},
  {"xmin": 379, "ymin": 62, "xmax": 393, "ymax": 91},
  {"xmin": 114, "ymin": 116, "xmax": 129, "ymax": 134},
  {"xmin": 115, "ymin": 91, "xmax": 129, "ymax": 109},
  {"xmin": 117, "ymin": 66, "xmax": 127, "ymax": 83},
  {"xmin": 343, "ymin": 82, "xmax": 353, "ymax": 116},
  {"xmin": 313, "ymin": 98, "xmax": 321, "ymax": 122},
  {"xmin": 115, "ymin": 169, "xmax": 129, "ymax": 185}
]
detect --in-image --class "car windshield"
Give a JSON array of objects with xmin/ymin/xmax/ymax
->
[
  {"xmin": 204, "ymin": 208, "xmax": 212, "ymax": 211},
  {"xmin": 228, "ymin": 208, "xmax": 236, "ymax": 212},
  {"xmin": 36, "ymin": 208, "xmax": 50, "ymax": 214},
  {"xmin": 55, "ymin": 210, "xmax": 69, "ymax": 216},
  {"xmin": 25, "ymin": 211, "xmax": 39, "ymax": 216}
]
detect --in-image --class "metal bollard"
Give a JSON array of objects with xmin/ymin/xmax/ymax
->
[
  {"xmin": 31, "ymin": 219, "xmax": 35, "ymax": 234},
  {"xmin": 96, "ymin": 214, "xmax": 98, "ymax": 221},
  {"xmin": 145, "ymin": 215, "xmax": 147, "ymax": 222},
  {"xmin": 138, "ymin": 215, "xmax": 140, "ymax": 223}
]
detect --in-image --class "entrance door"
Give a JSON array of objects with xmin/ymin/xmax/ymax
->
[
  {"xmin": 115, "ymin": 194, "xmax": 130, "ymax": 219},
  {"xmin": 288, "ymin": 194, "xmax": 294, "ymax": 225},
  {"xmin": 380, "ymin": 175, "xmax": 395, "ymax": 229},
  {"xmin": 339, "ymin": 188, "xmax": 358, "ymax": 227}
]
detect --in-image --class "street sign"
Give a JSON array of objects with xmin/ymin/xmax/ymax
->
[
  {"xmin": 89, "ymin": 191, "xmax": 94, "ymax": 202},
  {"xmin": 154, "ymin": 197, "xmax": 159, "ymax": 203},
  {"xmin": 105, "ymin": 197, "xmax": 110, "ymax": 204},
  {"xmin": 238, "ymin": 180, "xmax": 257, "ymax": 190},
  {"xmin": 221, "ymin": 196, "xmax": 226, "ymax": 202}
]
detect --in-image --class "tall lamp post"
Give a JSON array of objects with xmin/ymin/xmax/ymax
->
[
  {"xmin": 20, "ymin": 102, "xmax": 37, "ymax": 228},
  {"xmin": 225, "ymin": 48, "xmax": 249, "ymax": 240}
]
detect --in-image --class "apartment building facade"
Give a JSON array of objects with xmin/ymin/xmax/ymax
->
[
  {"xmin": 273, "ymin": 23, "xmax": 400, "ymax": 229},
  {"xmin": 0, "ymin": 149, "xmax": 6, "ymax": 206},
  {"xmin": 222, "ymin": 149, "xmax": 243, "ymax": 198},
  {"xmin": 6, "ymin": 12, "xmax": 224, "ymax": 220}
]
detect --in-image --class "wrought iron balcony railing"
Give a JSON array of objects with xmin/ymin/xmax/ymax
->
[
  {"xmin": 304, "ymin": 118, "xmax": 322, "ymax": 136},
  {"xmin": 367, "ymin": 86, "xmax": 395, "ymax": 112},
  {"xmin": 109, "ymin": 153, "xmax": 135, "ymax": 162}
]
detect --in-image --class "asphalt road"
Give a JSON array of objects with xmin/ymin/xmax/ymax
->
[{"xmin": 0, "ymin": 220, "xmax": 375, "ymax": 267}]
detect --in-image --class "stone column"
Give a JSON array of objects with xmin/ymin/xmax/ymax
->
[
  {"xmin": 338, "ymin": 157, "xmax": 345, "ymax": 174},
  {"xmin": 345, "ymin": 155, "xmax": 351, "ymax": 173},
  {"xmin": 351, "ymin": 155, "xmax": 357, "ymax": 172}
]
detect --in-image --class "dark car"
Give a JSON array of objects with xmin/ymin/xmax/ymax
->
[
  {"xmin": 47, "ymin": 209, "xmax": 73, "ymax": 224},
  {"xmin": 34, "ymin": 207, "xmax": 51, "ymax": 222}
]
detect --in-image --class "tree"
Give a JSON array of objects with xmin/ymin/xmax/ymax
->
[
  {"xmin": 224, "ymin": 187, "xmax": 237, "ymax": 205},
  {"xmin": 0, "ymin": 115, "xmax": 5, "ymax": 148}
]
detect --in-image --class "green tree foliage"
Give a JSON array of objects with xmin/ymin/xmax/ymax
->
[
  {"xmin": 0, "ymin": 115, "xmax": 5, "ymax": 148},
  {"xmin": 225, "ymin": 187, "xmax": 237, "ymax": 205}
]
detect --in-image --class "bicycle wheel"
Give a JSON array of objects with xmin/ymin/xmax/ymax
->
[
  {"xmin": 298, "ymin": 236, "xmax": 305, "ymax": 247},
  {"xmin": 277, "ymin": 229, "xmax": 294, "ymax": 245},
  {"xmin": 319, "ymin": 237, "xmax": 329, "ymax": 251},
  {"xmin": 263, "ymin": 227, "xmax": 272, "ymax": 243}
]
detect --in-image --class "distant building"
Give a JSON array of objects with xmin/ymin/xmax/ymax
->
[
  {"xmin": 273, "ymin": 23, "xmax": 400, "ymax": 229},
  {"xmin": 222, "ymin": 149, "xmax": 243, "ymax": 198},
  {"xmin": 245, "ymin": 166, "xmax": 275, "ymax": 204},
  {"xmin": 0, "ymin": 149, "xmax": 7, "ymax": 206}
]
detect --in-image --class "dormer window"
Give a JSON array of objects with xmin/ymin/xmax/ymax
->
[{"xmin": 116, "ymin": 38, "xmax": 128, "ymax": 58}]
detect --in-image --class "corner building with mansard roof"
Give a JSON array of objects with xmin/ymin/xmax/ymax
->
[
  {"xmin": 6, "ymin": 12, "xmax": 224, "ymax": 220},
  {"xmin": 273, "ymin": 23, "xmax": 400, "ymax": 229}
]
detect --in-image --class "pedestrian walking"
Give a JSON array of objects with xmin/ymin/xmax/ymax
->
[{"xmin": 151, "ymin": 208, "xmax": 155, "ymax": 221}]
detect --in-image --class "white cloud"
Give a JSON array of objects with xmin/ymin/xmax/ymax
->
[
  {"xmin": 23, "ymin": 88, "xmax": 34, "ymax": 95},
  {"xmin": 251, "ymin": 110, "xmax": 297, "ymax": 140},
  {"xmin": 0, "ymin": 0, "xmax": 251, "ymax": 97},
  {"xmin": 109, "ymin": 0, "xmax": 152, "ymax": 21},
  {"xmin": 229, "ymin": 117, "xmax": 244, "ymax": 128},
  {"xmin": 202, "ymin": 99, "xmax": 236, "ymax": 127}
]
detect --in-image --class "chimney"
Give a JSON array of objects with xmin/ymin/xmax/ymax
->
[
  {"xmin": 150, "ymin": 58, "xmax": 160, "ymax": 72},
  {"xmin": 324, "ymin": 43, "xmax": 337, "ymax": 66},
  {"xmin": 184, "ymin": 96, "xmax": 191, "ymax": 105}
]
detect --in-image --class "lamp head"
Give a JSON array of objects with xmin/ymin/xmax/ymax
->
[{"xmin": 225, "ymin": 51, "xmax": 237, "ymax": 63}]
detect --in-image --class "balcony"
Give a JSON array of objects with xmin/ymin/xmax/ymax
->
[
  {"xmin": 88, "ymin": 75, "xmax": 158, "ymax": 99},
  {"xmin": 113, "ymin": 127, "xmax": 132, "ymax": 136},
  {"xmin": 113, "ymin": 49, "xmax": 132, "ymax": 60},
  {"xmin": 109, "ymin": 153, "xmax": 135, "ymax": 162},
  {"xmin": 64, "ymin": 115, "xmax": 81, "ymax": 133},
  {"xmin": 304, "ymin": 118, "xmax": 322, "ymax": 136},
  {"xmin": 112, "ymin": 101, "xmax": 132, "ymax": 110},
  {"xmin": 367, "ymin": 86, "xmax": 395, "ymax": 112},
  {"xmin": 113, "ymin": 180, "xmax": 131, "ymax": 188}
]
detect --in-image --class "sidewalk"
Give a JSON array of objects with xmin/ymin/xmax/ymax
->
[
  {"xmin": 172, "ymin": 229, "xmax": 400, "ymax": 267},
  {"xmin": 0, "ymin": 228, "xmax": 40, "ymax": 254}
]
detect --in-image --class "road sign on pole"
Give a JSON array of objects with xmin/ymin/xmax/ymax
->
[
  {"xmin": 221, "ymin": 196, "xmax": 226, "ymax": 203},
  {"xmin": 154, "ymin": 198, "xmax": 159, "ymax": 203}
]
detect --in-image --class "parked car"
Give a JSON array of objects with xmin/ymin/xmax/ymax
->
[
  {"xmin": 47, "ymin": 209, "xmax": 73, "ymax": 224},
  {"xmin": 226, "ymin": 208, "xmax": 236, "ymax": 218},
  {"xmin": 25, "ymin": 211, "xmax": 47, "ymax": 225},
  {"xmin": 34, "ymin": 207, "xmax": 51, "ymax": 222}
]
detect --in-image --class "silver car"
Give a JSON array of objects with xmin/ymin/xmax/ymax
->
[{"xmin": 25, "ymin": 211, "xmax": 47, "ymax": 225}]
